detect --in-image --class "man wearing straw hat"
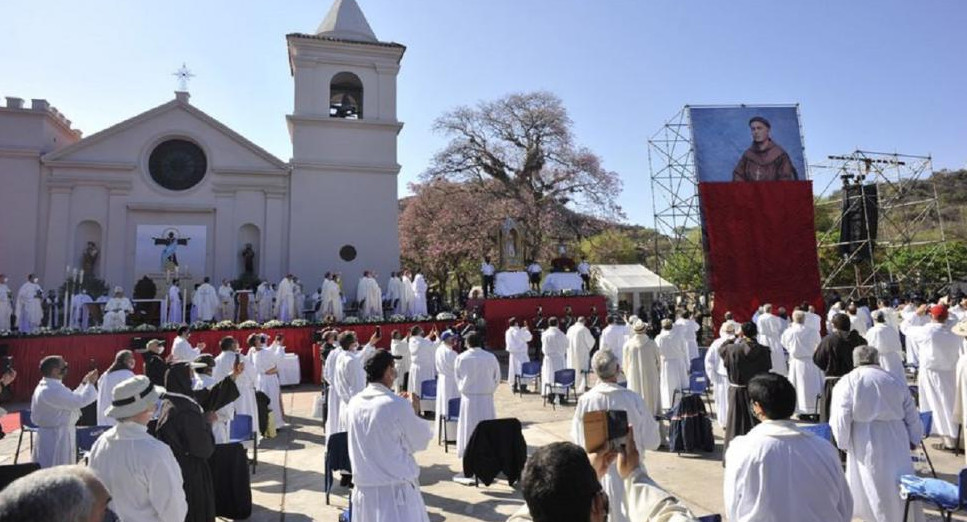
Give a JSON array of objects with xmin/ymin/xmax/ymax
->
[{"xmin": 88, "ymin": 375, "xmax": 187, "ymax": 522}]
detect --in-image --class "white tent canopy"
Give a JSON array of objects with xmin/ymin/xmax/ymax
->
[{"xmin": 593, "ymin": 264, "xmax": 677, "ymax": 311}]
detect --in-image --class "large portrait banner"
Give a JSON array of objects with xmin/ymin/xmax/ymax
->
[{"xmin": 689, "ymin": 105, "xmax": 806, "ymax": 183}]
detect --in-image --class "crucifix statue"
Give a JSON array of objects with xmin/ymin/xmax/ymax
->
[{"xmin": 173, "ymin": 63, "xmax": 195, "ymax": 92}]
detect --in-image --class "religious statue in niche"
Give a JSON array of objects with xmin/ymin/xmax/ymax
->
[
  {"xmin": 81, "ymin": 241, "xmax": 99, "ymax": 276},
  {"xmin": 241, "ymin": 243, "xmax": 256, "ymax": 276},
  {"xmin": 499, "ymin": 218, "xmax": 523, "ymax": 269},
  {"xmin": 153, "ymin": 229, "xmax": 190, "ymax": 271}
]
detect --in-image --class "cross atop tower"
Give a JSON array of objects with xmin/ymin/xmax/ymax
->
[{"xmin": 172, "ymin": 63, "xmax": 195, "ymax": 92}]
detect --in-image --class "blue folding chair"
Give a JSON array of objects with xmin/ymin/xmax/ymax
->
[
  {"xmin": 901, "ymin": 468, "xmax": 967, "ymax": 522},
  {"xmin": 441, "ymin": 397, "xmax": 461, "ymax": 453},
  {"xmin": 325, "ymin": 432, "xmax": 351, "ymax": 505},
  {"xmin": 671, "ymin": 372, "xmax": 712, "ymax": 411},
  {"xmin": 227, "ymin": 414, "xmax": 258, "ymax": 474},
  {"xmin": 917, "ymin": 411, "xmax": 937, "ymax": 478},
  {"xmin": 543, "ymin": 369, "xmax": 576, "ymax": 409},
  {"xmin": 75, "ymin": 425, "xmax": 110, "ymax": 463},
  {"xmin": 420, "ymin": 379, "xmax": 437, "ymax": 416},
  {"xmin": 689, "ymin": 357, "xmax": 705, "ymax": 376},
  {"xmin": 515, "ymin": 361, "xmax": 542, "ymax": 397},
  {"xmin": 14, "ymin": 410, "xmax": 38, "ymax": 464},
  {"xmin": 800, "ymin": 423, "xmax": 833, "ymax": 444}
]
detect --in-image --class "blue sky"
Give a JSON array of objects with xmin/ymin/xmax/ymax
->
[{"xmin": 2, "ymin": 0, "xmax": 965, "ymax": 226}]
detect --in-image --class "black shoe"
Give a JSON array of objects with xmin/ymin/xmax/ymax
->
[{"xmin": 340, "ymin": 474, "xmax": 354, "ymax": 487}]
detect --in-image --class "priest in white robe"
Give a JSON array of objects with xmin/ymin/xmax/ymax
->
[
  {"xmin": 623, "ymin": 320, "xmax": 662, "ymax": 418},
  {"xmin": 600, "ymin": 316, "xmax": 630, "ymax": 383},
  {"xmin": 274, "ymin": 275, "xmax": 297, "ymax": 322},
  {"xmin": 251, "ymin": 336, "xmax": 286, "ymax": 430},
  {"xmin": 385, "ymin": 272, "xmax": 401, "ymax": 312},
  {"xmin": 70, "ymin": 290, "xmax": 93, "ymax": 329},
  {"xmin": 673, "ymin": 312, "xmax": 700, "ymax": 361},
  {"xmin": 0, "ymin": 274, "xmax": 12, "ymax": 331},
  {"xmin": 192, "ymin": 277, "xmax": 220, "ymax": 322},
  {"xmin": 166, "ymin": 283, "xmax": 182, "ymax": 324},
  {"xmin": 541, "ymin": 318, "xmax": 569, "ymax": 399},
  {"xmin": 866, "ymin": 310, "xmax": 905, "ymax": 381},
  {"xmin": 408, "ymin": 326, "xmax": 437, "ymax": 398},
  {"xmin": 571, "ymin": 350, "xmax": 661, "ymax": 522},
  {"xmin": 706, "ymin": 323, "xmax": 734, "ymax": 428},
  {"xmin": 847, "ymin": 304, "xmax": 869, "ymax": 337},
  {"xmin": 95, "ymin": 350, "xmax": 136, "ymax": 426},
  {"xmin": 30, "ymin": 356, "xmax": 99, "ymax": 467},
  {"xmin": 434, "ymin": 332, "xmax": 459, "ymax": 440},
  {"xmin": 781, "ymin": 310, "xmax": 823, "ymax": 417},
  {"xmin": 255, "ymin": 281, "xmax": 274, "ymax": 322},
  {"xmin": 217, "ymin": 280, "xmax": 235, "ymax": 321},
  {"xmin": 334, "ymin": 336, "xmax": 367, "ymax": 432},
  {"xmin": 399, "ymin": 271, "xmax": 417, "ymax": 317},
  {"xmin": 319, "ymin": 274, "xmax": 344, "ymax": 321},
  {"xmin": 230, "ymin": 334, "xmax": 262, "ymax": 438},
  {"xmin": 566, "ymin": 317, "xmax": 596, "ymax": 393},
  {"xmin": 804, "ymin": 304, "xmax": 823, "ymax": 333},
  {"xmin": 907, "ymin": 305, "xmax": 961, "ymax": 447},
  {"xmin": 390, "ymin": 330, "xmax": 411, "ymax": 392},
  {"xmin": 412, "ymin": 272, "xmax": 428, "ymax": 316},
  {"xmin": 756, "ymin": 304, "xmax": 787, "ymax": 377},
  {"xmin": 724, "ymin": 373, "xmax": 853, "ymax": 522},
  {"xmin": 954, "ymin": 321, "xmax": 967, "ymax": 465},
  {"xmin": 830, "ymin": 346, "xmax": 924, "ymax": 522},
  {"xmin": 102, "ymin": 287, "xmax": 134, "ymax": 331},
  {"xmin": 656, "ymin": 319, "xmax": 689, "ymax": 410},
  {"xmin": 901, "ymin": 305, "xmax": 930, "ymax": 367},
  {"xmin": 355, "ymin": 271, "xmax": 383, "ymax": 319},
  {"xmin": 171, "ymin": 326, "xmax": 206, "ymax": 363},
  {"xmin": 346, "ymin": 350, "xmax": 433, "ymax": 522},
  {"xmin": 16, "ymin": 274, "xmax": 43, "ymax": 333},
  {"xmin": 211, "ymin": 342, "xmax": 242, "ymax": 443},
  {"xmin": 323, "ymin": 341, "xmax": 344, "ymax": 436},
  {"xmin": 453, "ymin": 331, "xmax": 501, "ymax": 457},
  {"xmin": 505, "ymin": 319, "xmax": 532, "ymax": 389}
]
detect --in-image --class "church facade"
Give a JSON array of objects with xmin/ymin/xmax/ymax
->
[{"xmin": 0, "ymin": 0, "xmax": 403, "ymax": 302}]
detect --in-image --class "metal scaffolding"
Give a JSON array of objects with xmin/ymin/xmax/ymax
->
[{"xmin": 813, "ymin": 150, "xmax": 953, "ymax": 300}]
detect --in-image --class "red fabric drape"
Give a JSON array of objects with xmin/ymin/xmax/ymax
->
[
  {"xmin": 699, "ymin": 181, "xmax": 824, "ymax": 328},
  {"xmin": 481, "ymin": 296, "xmax": 607, "ymax": 349},
  {"xmin": 2, "ymin": 321, "xmax": 453, "ymax": 402}
]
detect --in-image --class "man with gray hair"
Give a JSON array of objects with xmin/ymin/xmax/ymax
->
[
  {"xmin": 0, "ymin": 464, "xmax": 110, "ymax": 522},
  {"xmin": 570, "ymin": 349, "xmax": 661, "ymax": 522},
  {"xmin": 30, "ymin": 355, "xmax": 99, "ymax": 467},
  {"xmin": 782, "ymin": 309, "xmax": 823, "ymax": 419},
  {"xmin": 830, "ymin": 345, "xmax": 924, "ymax": 522}
]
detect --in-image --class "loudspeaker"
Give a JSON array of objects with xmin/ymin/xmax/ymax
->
[{"xmin": 839, "ymin": 183, "xmax": 878, "ymax": 262}]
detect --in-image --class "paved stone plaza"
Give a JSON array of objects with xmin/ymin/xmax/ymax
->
[{"xmin": 2, "ymin": 371, "xmax": 965, "ymax": 521}]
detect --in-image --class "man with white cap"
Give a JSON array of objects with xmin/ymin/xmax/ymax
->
[
  {"xmin": 102, "ymin": 287, "xmax": 134, "ymax": 331},
  {"xmin": 30, "ymin": 355, "xmax": 99, "ymax": 467},
  {"xmin": 88, "ymin": 375, "xmax": 188, "ymax": 522}
]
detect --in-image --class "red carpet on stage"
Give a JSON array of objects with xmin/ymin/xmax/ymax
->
[
  {"xmin": 480, "ymin": 295, "xmax": 606, "ymax": 349},
  {"xmin": 1, "ymin": 321, "xmax": 451, "ymax": 402},
  {"xmin": 699, "ymin": 181, "xmax": 823, "ymax": 326}
]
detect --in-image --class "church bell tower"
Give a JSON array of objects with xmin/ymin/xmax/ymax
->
[{"xmin": 286, "ymin": 0, "xmax": 405, "ymax": 298}]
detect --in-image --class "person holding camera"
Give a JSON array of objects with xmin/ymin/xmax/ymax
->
[{"xmin": 30, "ymin": 355, "xmax": 99, "ymax": 467}]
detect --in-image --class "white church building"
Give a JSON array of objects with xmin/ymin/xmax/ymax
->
[{"xmin": 0, "ymin": 0, "xmax": 403, "ymax": 301}]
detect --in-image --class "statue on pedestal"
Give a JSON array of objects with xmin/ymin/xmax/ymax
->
[
  {"xmin": 499, "ymin": 218, "xmax": 523, "ymax": 270},
  {"xmin": 241, "ymin": 243, "xmax": 256, "ymax": 276},
  {"xmin": 82, "ymin": 241, "xmax": 99, "ymax": 276}
]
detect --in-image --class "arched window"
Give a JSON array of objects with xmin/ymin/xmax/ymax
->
[{"xmin": 330, "ymin": 72, "xmax": 363, "ymax": 119}]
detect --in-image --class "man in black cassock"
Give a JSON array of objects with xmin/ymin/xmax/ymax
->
[
  {"xmin": 813, "ymin": 312, "xmax": 866, "ymax": 423},
  {"xmin": 719, "ymin": 322, "xmax": 772, "ymax": 455},
  {"xmin": 139, "ymin": 339, "xmax": 168, "ymax": 387},
  {"xmin": 156, "ymin": 362, "xmax": 240, "ymax": 522}
]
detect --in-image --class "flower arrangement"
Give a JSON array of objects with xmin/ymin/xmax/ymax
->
[
  {"xmin": 161, "ymin": 322, "xmax": 183, "ymax": 331},
  {"xmin": 86, "ymin": 326, "xmax": 104, "ymax": 334},
  {"xmin": 435, "ymin": 312, "xmax": 456, "ymax": 321},
  {"xmin": 212, "ymin": 320, "xmax": 236, "ymax": 331},
  {"xmin": 262, "ymin": 320, "xmax": 284, "ymax": 329},
  {"xmin": 190, "ymin": 321, "xmax": 212, "ymax": 331},
  {"xmin": 237, "ymin": 320, "xmax": 260, "ymax": 329},
  {"xmin": 388, "ymin": 314, "xmax": 407, "ymax": 323},
  {"xmin": 134, "ymin": 324, "xmax": 157, "ymax": 332},
  {"xmin": 342, "ymin": 316, "xmax": 360, "ymax": 324},
  {"xmin": 290, "ymin": 319, "xmax": 309, "ymax": 327}
]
